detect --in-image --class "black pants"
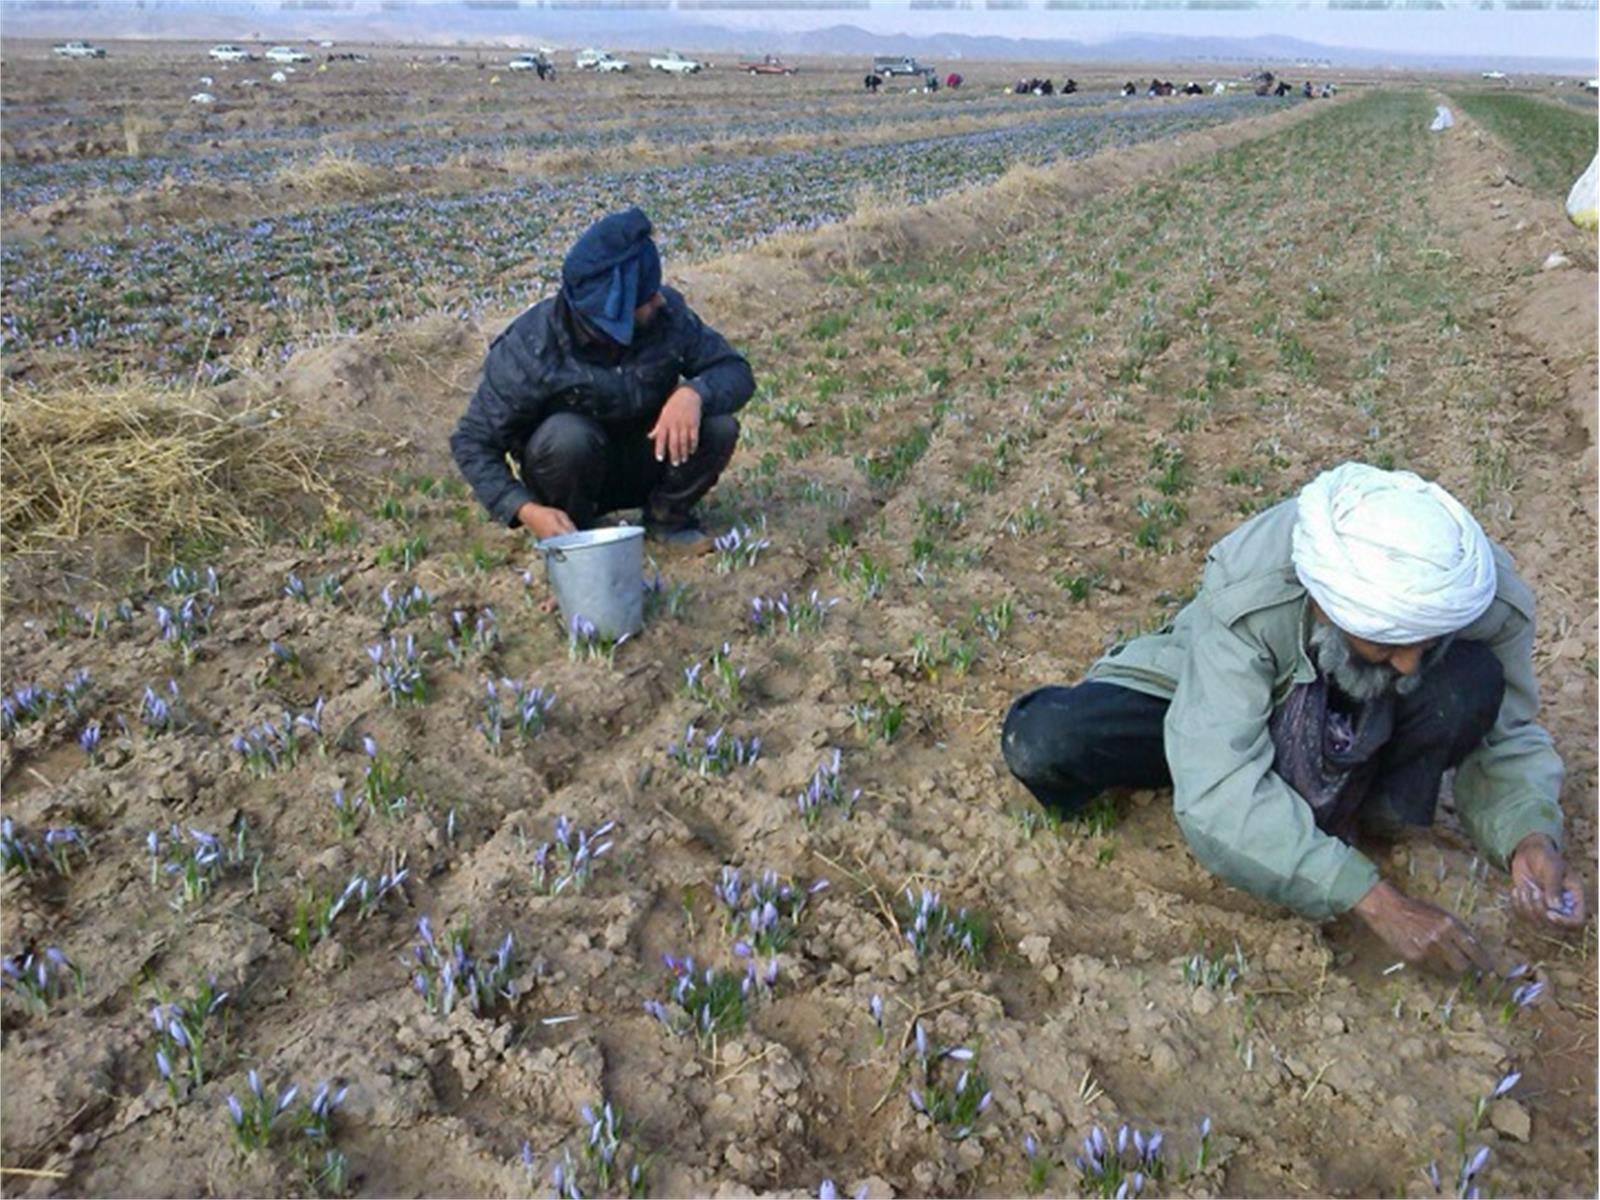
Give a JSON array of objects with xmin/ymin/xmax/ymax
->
[
  {"xmin": 520, "ymin": 412, "xmax": 739, "ymax": 530},
  {"xmin": 1001, "ymin": 641, "xmax": 1505, "ymax": 830}
]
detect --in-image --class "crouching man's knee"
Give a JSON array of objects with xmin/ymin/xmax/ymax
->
[
  {"xmin": 700, "ymin": 413, "xmax": 740, "ymax": 465},
  {"xmin": 1001, "ymin": 687, "xmax": 1086, "ymax": 787},
  {"xmin": 524, "ymin": 412, "xmax": 607, "ymax": 474}
]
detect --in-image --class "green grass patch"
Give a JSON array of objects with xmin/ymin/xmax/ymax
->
[{"xmin": 1449, "ymin": 91, "xmax": 1597, "ymax": 196}]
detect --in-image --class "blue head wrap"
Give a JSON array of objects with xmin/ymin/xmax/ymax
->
[{"xmin": 560, "ymin": 207, "xmax": 662, "ymax": 347}]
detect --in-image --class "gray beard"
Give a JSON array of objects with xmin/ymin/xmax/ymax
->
[{"xmin": 1308, "ymin": 621, "xmax": 1443, "ymax": 703}]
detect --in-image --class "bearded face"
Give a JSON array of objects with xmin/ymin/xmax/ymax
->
[{"xmin": 1308, "ymin": 620, "xmax": 1451, "ymax": 702}]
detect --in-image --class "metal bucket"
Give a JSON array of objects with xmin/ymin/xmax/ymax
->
[{"xmin": 537, "ymin": 525, "xmax": 645, "ymax": 641}]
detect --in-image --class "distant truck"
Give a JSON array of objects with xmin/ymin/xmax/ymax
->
[
  {"xmin": 873, "ymin": 54, "xmax": 929, "ymax": 77},
  {"xmin": 53, "ymin": 41, "xmax": 107, "ymax": 58},
  {"xmin": 508, "ymin": 53, "xmax": 555, "ymax": 78},
  {"xmin": 650, "ymin": 51, "xmax": 703, "ymax": 74},
  {"xmin": 743, "ymin": 54, "xmax": 796, "ymax": 75},
  {"xmin": 574, "ymin": 48, "xmax": 629, "ymax": 72}
]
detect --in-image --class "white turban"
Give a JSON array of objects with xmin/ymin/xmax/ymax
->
[{"xmin": 1292, "ymin": 462, "xmax": 1496, "ymax": 644}]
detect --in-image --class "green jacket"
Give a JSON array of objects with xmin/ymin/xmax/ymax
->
[{"xmin": 1086, "ymin": 499, "xmax": 1565, "ymax": 920}]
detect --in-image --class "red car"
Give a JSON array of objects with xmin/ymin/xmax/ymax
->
[{"xmin": 745, "ymin": 55, "xmax": 797, "ymax": 75}]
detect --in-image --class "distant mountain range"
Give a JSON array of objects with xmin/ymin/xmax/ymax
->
[{"xmin": 2, "ymin": 1, "xmax": 1593, "ymax": 74}]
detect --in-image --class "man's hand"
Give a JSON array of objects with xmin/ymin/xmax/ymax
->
[
  {"xmin": 1510, "ymin": 833, "xmax": 1586, "ymax": 929},
  {"xmin": 516, "ymin": 501, "xmax": 577, "ymax": 541},
  {"xmin": 1353, "ymin": 880, "xmax": 1494, "ymax": 975},
  {"xmin": 648, "ymin": 386, "xmax": 702, "ymax": 467}
]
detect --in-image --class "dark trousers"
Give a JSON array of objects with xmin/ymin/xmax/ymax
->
[
  {"xmin": 1001, "ymin": 641, "xmax": 1505, "ymax": 830},
  {"xmin": 521, "ymin": 412, "xmax": 739, "ymax": 530}
]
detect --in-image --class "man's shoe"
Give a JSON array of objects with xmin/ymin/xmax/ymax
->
[{"xmin": 644, "ymin": 516, "xmax": 714, "ymax": 552}]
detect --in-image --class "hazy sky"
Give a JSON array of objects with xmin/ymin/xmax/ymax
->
[{"xmin": 684, "ymin": 1, "xmax": 1599, "ymax": 57}]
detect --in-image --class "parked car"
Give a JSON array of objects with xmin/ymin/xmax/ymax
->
[
  {"xmin": 265, "ymin": 46, "xmax": 311, "ymax": 64},
  {"xmin": 507, "ymin": 53, "xmax": 555, "ymax": 77},
  {"xmin": 209, "ymin": 45, "xmax": 254, "ymax": 63},
  {"xmin": 53, "ymin": 41, "xmax": 107, "ymax": 59},
  {"xmin": 575, "ymin": 48, "xmax": 628, "ymax": 72},
  {"xmin": 650, "ymin": 51, "xmax": 702, "ymax": 74},
  {"xmin": 873, "ymin": 54, "xmax": 928, "ymax": 77},
  {"xmin": 743, "ymin": 54, "xmax": 796, "ymax": 75}
]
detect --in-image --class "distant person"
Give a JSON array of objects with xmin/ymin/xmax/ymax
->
[
  {"xmin": 864, "ymin": 72, "xmax": 882, "ymax": 93},
  {"xmin": 451, "ymin": 208, "xmax": 753, "ymax": 548},
  {"xmin": 1275, "ymin": 80, "xmax": 1292, "ymax": 97},
  {"xmin": 1121, "ymin": 81, "xmax": 1137, "ymax": 97},
  {"xmin": 1304, "ymin": 80, "xmax": 1315, "ymax": 98},
  {"xmin": 1062, "ymin": 78, "xmax": 1078, "ymax": 94},
  {"xmin": 945, "ymin": 72, "xmax": 962, "ymax": 90},
  {"xmin": 1002, "ymin": 462, "xmax": 1584, "ymax": 974}
]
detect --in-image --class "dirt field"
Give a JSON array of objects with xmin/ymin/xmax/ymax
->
[{"xmin": 1, "ymin": 42, "xmax": 1596, "ymax": 1200}]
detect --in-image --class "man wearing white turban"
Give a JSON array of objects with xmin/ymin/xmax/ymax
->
[{"xmin": 1002, "ymin": 462, "xmax": 1582, "ymax": 974}]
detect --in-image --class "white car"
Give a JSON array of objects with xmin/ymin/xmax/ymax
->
[
  {"xmin": 265, "ymin": 46, "xmax": 311, "ymax": 64},
  {"xmin": 650, "ymin": 51, "xmax": 702, "ymax": 74},
  {"xmin": 507, "ymin": 54, "xmax": 549, "ymax": 73},
  {"xmin": 575, "ymin": 48, "xmax": 629, "ymax": 72},
  {"xmin": 209, "ymin": 45, "xmax": 254, "ymax": 63},
  {"xmin": 53, "ymin": 41, "xmax": 107, "ymax": 59}
]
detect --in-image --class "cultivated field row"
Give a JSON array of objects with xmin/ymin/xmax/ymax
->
[{"xmin": 2, "ymin": 90, "xmax": 1595, "ymax": 1198}]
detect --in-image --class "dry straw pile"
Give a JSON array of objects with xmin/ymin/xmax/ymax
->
[
  {"xmin": 1, "ymin": 379, "xmax": 341, "ymax": 559},
  {"xmin": 275, "ymin": 147, "xmax": 391, "ymax": 201}
]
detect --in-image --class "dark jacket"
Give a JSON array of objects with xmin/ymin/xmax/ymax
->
[{"xmin": 451, "ymin": 286, "xmax": 755, "ymax": 526}]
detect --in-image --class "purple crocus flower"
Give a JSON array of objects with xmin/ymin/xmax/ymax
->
[
  {"xmin": 1144, "ymin": 1131, "xmax": 1164, "ymax": 1163},
  {"xmin": 156, "ymin": 1049, "xmax": 173, "ymax": 1080},
  {"xmin": 227, "ymin": 1094, "xmax": 244, "ymax": 1124}
]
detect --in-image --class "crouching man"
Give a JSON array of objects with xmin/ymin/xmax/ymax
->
[
  {"xmin": 451, "ymin": 207, "xmax": 753, "ymax": 548},
  {"xmin": 1002, "ymin": 462, "xmax": 1585, "ymax": 972}
]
